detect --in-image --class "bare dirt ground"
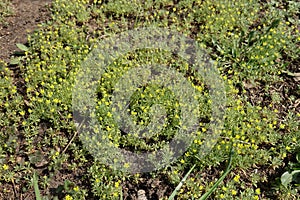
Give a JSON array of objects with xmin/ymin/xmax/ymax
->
[{"xmin": 0, "ymin": 0, "xmax": 52, "ymax": 62}]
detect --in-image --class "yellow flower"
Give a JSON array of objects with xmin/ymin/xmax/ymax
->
[
  {"xmin": 233, "ymin": 175, "xmax": 240, "ymax": 182},
  {"xmin": 222, "ymin": 186, "xmax": 227, "ymax": 191},
  {"xmin": 113, "ymin": 192, "xmax": 119, "ymax": 197},
  {"xmin": 11, "ymin": 87, "xmax": 17, "ymax": 94},
  {"xmin": 107, "ymin": 112, "xmax": 112, "ymax": 118},
  {"xmin": 2, "ymin": 164, "xmax": 9, "ymax": 170},
  {"xmin": 65, "ymin": 195, "xmax": 73, "ymax": 200},
  {"xmin": 255, "ymin": 188, "xmax": 261, "ymax": 195},
  {"xmin": 279, "ymin": 124, "xmax": 285, "ymax": 129},
  {"xmin": 231, "ymin": 189, "xmax": 237, "ymax": 195},
  {"xmin": 124, "ymin": 163, "xmax": 130, "ymax": 168},
  {"xmin": 253, "ymin": 195, "xmax": 259, "ymax": 200},
  {"xmin": 73, "ymin": 186, "xmax": 79, "ymax": 192},
  {"xmin": 53, "ymin": 98, "xmax": 59, "ymax": 103}
]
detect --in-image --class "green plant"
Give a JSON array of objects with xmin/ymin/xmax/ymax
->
[
  {"xmin": 0, "ymin": 0, "xmax": 13, "ymax": 25},
  {"xmin": 9, "ymin": 43, "xmax": 29, "ymax": 65},
  {"xmin": 281, "ymin": 151, "xmax": 300, "ymax": 188},
  {"xmin": 199, "ymin": 146, "xmax": 234, "ymax": 200},
  {"xmin": 0, "ymin": 0, "xmax": 299, "ymax": 199},
  {"xmin": 33, "ymin": 172, "xmax": 42, "ymax": 200},
  {"xmin": 169, "ymin": 144, "xmax": 234, "ymax": 200}
]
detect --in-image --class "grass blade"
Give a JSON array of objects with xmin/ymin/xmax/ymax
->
[
  {"xmin": 199, "ymin": 145, "xmax": 234, "ymax": 200},
  {"xmin": 168, "ymin": 164, "xmax": 196, "ymax": 200},
  {"xmin": 33, "ymin": 172, "xmax": 42, "ymax": 200}
]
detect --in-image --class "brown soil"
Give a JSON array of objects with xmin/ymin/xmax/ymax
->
[
  {"xmin": 0, "ymin": 0, "xmax": 52, "ymax": 62},
  {"xmin": 0, "ymin": 1, "xmax": 52, "ymax": 199}
]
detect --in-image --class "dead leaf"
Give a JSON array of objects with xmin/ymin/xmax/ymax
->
[
  {"xmin": 137, "ymin": 189, "xmax": 147, "ymax": 200},
  {"xmin": 282, "ymin": 70, "xmax": 300, "ymax": 81},
  {"xmin": 243, "ymin": 81, "xmax": 256, "ymax": 89},
  {"xmin": 292, "ymin": 72, "xmax": 300, "ymax": 81}
]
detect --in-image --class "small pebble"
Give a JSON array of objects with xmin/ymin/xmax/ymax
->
[{"xmin": 137, "ymin": 189, "xmax": 147, "ymax": 200}]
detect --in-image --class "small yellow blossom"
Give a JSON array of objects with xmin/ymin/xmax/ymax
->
[
  {"xmin": 73, "ymin": 186, "xmax": 79, "ymax": 192},
  {"xmin": 233, "ymin": 175, "xmax": 240, "ymax": 182},
  {"xmin": 279, "ymin": 124, "xmax": 285, "ymax": 129},
  {"xmin": 65, "ymin": 195, "xmax": 73, "ymax": 200},
  {"xmin": 231, "ymin": 189, "xmax": 237, "ymax": 195},
  {"xmin": 255, "ymin": 188, "xmax": 261, "ymax": 195},
  {"xmin": 253, "ymin": 196, "xmax": 259, "ymax": 200},
  {"xmin": 115, "ymin": 180, "xmax": 121, "ymax": 188},
  {"xmin": 2, "ymin": 164, "xmax": 9, "ymax": 170}
]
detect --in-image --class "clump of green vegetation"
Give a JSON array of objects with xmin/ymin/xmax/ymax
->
[
  {"xmin": 0, "ymin": 0, "xmax": 299, "ymax": 199},
  {"xmin": 0, "ymin": 0, "xmax": 13, "ymax": 24},
  {"xmin": 281, "ymin": 150, "xmax": 300, "ymax": 188}
]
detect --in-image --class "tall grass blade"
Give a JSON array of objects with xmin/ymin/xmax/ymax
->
[
  {"xmin": 33, "ymin": 172, "xmax": 42, "ymax": 200},
  {"xmin": 168, "ymin": 164, "xmax": 196, "ymax": 200},
  {"xmin": 199, "ymin": 145, "xmax": 234, "ymax": 200}
]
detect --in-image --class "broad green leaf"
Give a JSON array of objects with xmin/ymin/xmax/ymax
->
[
  {"xmin": 16, "ymin": 43, "xmax": 29, "ymax": 52},
  {"xmin": 281, "ymin": 170, "xmax": 300, "ymax": 188},
  {"xmin": 281, "ymin": 171, "xmax": 293, "ymax": 188},
  {"xmin": 9, "ymin": 57, "xmax": 21, "ymax": 65}
]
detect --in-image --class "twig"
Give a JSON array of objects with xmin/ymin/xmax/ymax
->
[
  {"xmin": 62, "ymin": 119, "xmax": 85, "ymax": 154},
  {"xmin": 11, "ymin": 178, "xmax": 17, "ymax": 199}
]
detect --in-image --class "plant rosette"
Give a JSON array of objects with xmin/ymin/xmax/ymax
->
[{"xmin": 72, "ymin": 27, "xmax": 226, "ymax": 173}]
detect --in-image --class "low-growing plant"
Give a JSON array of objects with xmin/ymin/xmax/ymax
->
[
  {"xmin": 0, "ymin": 0, "xmax": 299, "ymax": 199},
  {"xmin": 0, "ymin": 0, "xmax": 13, "ymax": 25},
  {"xmin": 281, "ymin": 150, "xmax": 300, "ymax": 188}
]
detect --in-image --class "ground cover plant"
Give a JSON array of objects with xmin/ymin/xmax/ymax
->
[
  {"xmin": 0, "ymin": 0, "xmax": 12, "ymax": 25},
  {"xmin": 0, "ymin": 0, "xmax": 299, "ymax": 199}
]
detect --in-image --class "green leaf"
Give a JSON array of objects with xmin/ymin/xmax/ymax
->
[
  {"xmin": 281, "ymin": 171, "xmax": 293, "ymax": 188},
  {"xmin": 296, "ymin": 152, "xmax": 300, "ymax": 162},
  {"xmin": 199, "ymin": 145, "xmax": 234, "ymax": 200},
  {"xmin": 248, "ymin": 31, "xmax": 257, "ymax": 46},
  {"xmin": 0, "ymin": 62, "xmax": 4, "ymax": 71},
  {"xmin": 281, "ymin": 170, "xmax": 300, "ymax": 188},
  {"xmin": 266, "ymin": 19, "xmax": 280, "ymax": 34},
  {"xmin": 33, "ymin": 172, "xmax": 42, "ymax": 200},
  {"xmin": 168, "ymin": 164, "xmax": 196, "ymax": 200},
  {"xmin": 9, "ymin": 57, "xmax": 21, "ymax": 65},
  {"xmin": 292, "ymin": 172, "xmax": 300, "ymax": 184},
  {"xmin": 16, "ymin": 43, "xmax": 29, "ymax": 52}
]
